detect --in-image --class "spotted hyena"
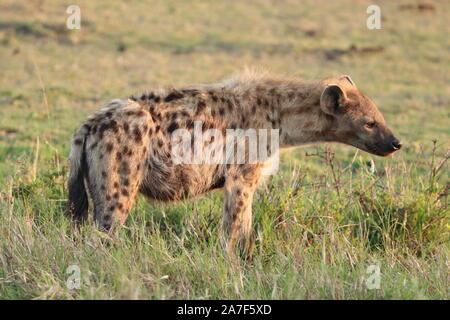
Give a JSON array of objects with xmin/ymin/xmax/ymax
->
[{"xmin": 68, "ymin": 70, "xmax": 401, "ymax": 256}]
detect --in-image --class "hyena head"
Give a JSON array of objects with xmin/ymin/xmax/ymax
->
[{"xmin": 320, "ymin": 76, "xmax": 402, "ymax": 157}]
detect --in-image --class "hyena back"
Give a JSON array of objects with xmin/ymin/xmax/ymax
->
[{"xmin": 68, "ymin": 70, "xmax": 401, "ymax": 256}]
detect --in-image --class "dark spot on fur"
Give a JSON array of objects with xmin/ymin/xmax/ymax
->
[
  {"xmin": 119, "ymin": 161, "xmax": 130, "ymax": 175},
  {"xmin": 106, "ymin": 143, "xmax": 113, "ymax": 153},
  {"xmin": 101, "ymin": 171, "xmax": 107, "ymax": 178},
  {"xmin": 106, "ymin": 194, "xmax": 111, "ymax": 201},
  {"xmin": 224, "ymin": 101, "xmax": 232, "ymax": 113},
  {"xmin": 109, "ymin": 205, "xmax": 115, "ymax": 211},
  {"xmin": 113, "ymin": 182, "xmax": 119, "ymax": 189},
  {"xmin": 105, "ymin": 111, "xmax": 113, "ymax": 118},
  {"xmin": 121, "ymin": 189, "xmax": 129, "ymax": 197},
  {"xmin": 74, "ymin": 138, "xmax": 83, "ymax": 145},
  {"xmin": 219, "ymin": 107, "xmax": 225, "ymax": 116},
  {"xmin": 113, "ymin": 192, "xmax": 119, "ymax": 199},
  {"xmin": 111, "ymin": 120, "xmax": 119, "ymax": 133},
  {"xmin": 116, "ymin": 151, "xmax": 122, "ymax": 161},
  {"xmin": 133, "ymin": 127, "xmax": 142, "ymax": 143},
  {"xmin": 181, "ymin": 110, "xmax": 189, "ymax": 117},
  {"xmin": 164, "ymin": 91, "xmax": 184, "ymax": 102},
  {"xmin": 167, "ymin": 122, "xmax": 179, "ymax": 133},
  {"xmin": 209, "ymin": 92, "xmax": 218, "ymax": 102},
  {"xmin": 196, "ymin": 101, "xmax": 206, "ymax": 114},
  {"xmin": 98, "ymin": 123, "xmax": 108, "ymax": 138},
  {"xmin": 123, "ymin": 123, "xmax": 129, "ymax": 133}
]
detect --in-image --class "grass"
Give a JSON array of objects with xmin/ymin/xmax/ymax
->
[{"xmin": 0, "ymin": 0, "xmax": 448, "ymax": 299}]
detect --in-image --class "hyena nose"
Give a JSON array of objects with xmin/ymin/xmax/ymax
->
[{"xmin": 391, "ymin": 138, "xmax": 402, "ymax": 150}]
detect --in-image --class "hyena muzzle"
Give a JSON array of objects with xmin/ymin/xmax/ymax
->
[{"xmin": 67, "ymin": 71, "xmax": 401, "ymax": 257}]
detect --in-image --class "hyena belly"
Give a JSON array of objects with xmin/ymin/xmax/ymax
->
[{"xmin": 139, "ymin": 156, "xmax": 226, "ymax": 202}]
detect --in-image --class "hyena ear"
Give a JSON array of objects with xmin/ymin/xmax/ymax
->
[
  {"xmin": 320, "ymin": 84, "xmax": 347, "ymax": 115},
  {"xmin": 339, "ymin": 75, "xmax": 355, "ymax": 86}
]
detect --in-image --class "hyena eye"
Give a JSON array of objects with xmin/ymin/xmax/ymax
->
[{"xmin": 365, "ymin": 121, "xmax": 376, "ymax": 129}]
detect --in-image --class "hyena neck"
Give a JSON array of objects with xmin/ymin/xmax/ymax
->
[{"xmin": 234, "ymin": 77, "xmax": 334, "ymax": 148}]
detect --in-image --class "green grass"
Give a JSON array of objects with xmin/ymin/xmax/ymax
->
[{"xmin": 0, "ymin": 0, "xmax": 448, "ymax": 299}]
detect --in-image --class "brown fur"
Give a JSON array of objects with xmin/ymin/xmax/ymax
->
[{"xmin": 68, "ymin": 70, "xmax": 401, "ymax": 257}]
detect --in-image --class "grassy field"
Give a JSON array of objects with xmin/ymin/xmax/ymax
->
[{"xmin": 0, "ymin": 0, "xmax": 448, "ymax": 299}]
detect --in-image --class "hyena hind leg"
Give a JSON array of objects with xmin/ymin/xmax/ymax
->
[{"xmin": 86, "ymin": 134, "xmax": 149, "ymax": 232}]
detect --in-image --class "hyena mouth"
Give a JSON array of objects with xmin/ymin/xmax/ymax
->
[
  {"xmin": 364, "ymin": 143, "xmax": 385, "ymax": 156},
  {"xmin": 365, "ymin": 143, "xmax": 394, "ymax": 157}
]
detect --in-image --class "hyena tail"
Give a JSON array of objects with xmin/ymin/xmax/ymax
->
[{"xmin": 67, "ymin": 124, "xmax": 90, "ymax": 223}]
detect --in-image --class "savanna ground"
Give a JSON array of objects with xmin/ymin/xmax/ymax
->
[{"xmin": 0, "ymin": 0, "xmax": 448, "ymax": 299}]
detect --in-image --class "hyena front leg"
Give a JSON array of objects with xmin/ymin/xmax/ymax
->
[{"xmin": 223, "ymin": 164, "xmax": 262, "ymax": 260}]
